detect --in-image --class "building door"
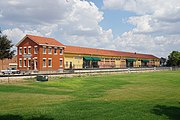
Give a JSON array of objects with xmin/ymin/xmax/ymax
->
[
  {"xmin": 69, "ymin": 62, "xmax": 72, "ymax": 69},
  {"xmin": 83, "ymin": 60, "xmax": 90, "ymax": 68},
  {"xmin": 34, "ymin": 59, "xmax": 38, "ymax": 70},
  {"xmin": 92, "ymin": 61, "xmax": 98, "ymax": 68},
  {"xmin": 142, "ymin": 62, "xmax": 147, "ymax": 67},
  {"xmin": 126, "ymin": 61, "xmax": 133, "ymax": 67}
]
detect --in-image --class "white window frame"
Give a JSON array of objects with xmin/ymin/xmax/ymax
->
[
  {"xmin": 34, "ymin": 46, "xmax": 38, "ymax": 54},
  {"xmin": 48, "ymin": 47, "xmax": 52, "ymax": 54},
  {"xmin": 19, "ymin": 58, "xmax": 22, "ymax": 67},
  {"xmin": 19, "ymin": 47, "xmax": 22, "ymax": 55},
  {"xmin": 60, "ymin": 58, "xmax": 63, "ymax": 67},
  {"xmin": 43, "ymin": 46, "xmax": 46, "ymax": 54},
  {"xmin": 28, "ymin": 58, "xmax": 31, "ymax": 67},
  {"xmin": 43, "ymin": 58, "xmax": 46, "ymax": 67},
  {"xmin": 28, "ymin": 46, "xmax": 31, "ymax": 54},
  {"xmin": 24, "ymin": 58, "xmax": 27, "ymax": 67},
  {"xmin": 24, "ymin": 47, "xmax": 27, "ymax": 54},
  {"xmin": 48, "ymin": 58, "xmax": 52, "ymax": 67},
  {"xmin": 60, "ymin": 48, "xmax": 63, "ymax": 55},
  {"xmin": 54, "ymin": 47, "xmax": 57, "ymax": 55}
]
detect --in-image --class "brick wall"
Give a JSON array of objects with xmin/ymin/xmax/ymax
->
[
  {"xmin": 17, "ymin": 37, "xmax": 64, "ymax": 71},
  {"xmin": 0, "ymin": 56, "xmax": 17, "ymax": 70}
]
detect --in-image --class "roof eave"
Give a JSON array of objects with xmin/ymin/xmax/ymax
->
[{"xmin": 16, "ymin": 35, "xmax": 27, "ymax": 47}]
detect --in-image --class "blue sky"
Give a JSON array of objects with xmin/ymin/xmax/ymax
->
[
  {"xmin": 0, "ymin": 0, "xmax": 180, "ymax": 57},
  {"xmin": 100, "ymin": 9, "xmax": 135, "ymax": 37},
  {"xmin": 87, "ymin": 0, "xmax": 135, "ymax": 36}
]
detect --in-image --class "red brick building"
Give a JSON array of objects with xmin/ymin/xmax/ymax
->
[
  {"xmin": 16, "ymin": 34, "xmax": 160, "ymax": 71},
  {"xmin": 0, "ymin": 56, "xmax": 17, "ymax": 70},
  {"xmin": 16, "ymin": 35, "xmax": 64, "ymax": 71}
]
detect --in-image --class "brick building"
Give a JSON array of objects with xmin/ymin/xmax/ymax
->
[
  {"xmin": 0, "ymin": 56, "xmax": 17, "ymax": 70},
  {"xmin": 16, "ymin": 35, "xmax": 64, "ymax": 71},
  {"xmin": 16, "ymin": 34, "xmax": 160, "ymax": 72}
]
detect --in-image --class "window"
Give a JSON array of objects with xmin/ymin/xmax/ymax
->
[
  {"xmin": 19, "ymin": 47, "xmax": 22, "ymax": 55},
  {"xmin": 24, "ymin": 47, "xmax": 27, "ymax": 54},
  {"xmin": 60, "ymin": 58, "xmax": 63, "ymax": 67},
  {"xmin": 34, "ymin": 46, "xmax": 38, "ymax": 54},
  {"xmin": 28, "ymin": 46, "xmax": 31, "ymax": 54},
  {"xmin": 48, "ymin": 47, "xmax": 52, "ymax": 54},
  {"xmin": 28, "ymin": 59, "xmax": 31, "ymax": 67},
  {"xmin": 48, "ymin": 58, "xmax": 52, "ymax": 67},
  {"xmin": 43, "ymin": 46, "xmax": 46, "ymax": 54},
  {"xmin": 66, "ymin": 61, "xmax": 68, "ymax": 67},
  {"xmin": 19, "ymin": 58, "xmax": 22, "ymax": 67},
  {"xmin": 54, "ymin": 47, "xmax": 57, "ymax": 55},
  {"xmin": 60, "ymin": 49, "xmax": 63, "ymax": 55},
  {"xmin": 24, "ymin": 59, "xmax": 27, "ymax": 67},
  {"xmin": 43, "ymin": 58, "xmax": 46, "ymax": 67}
]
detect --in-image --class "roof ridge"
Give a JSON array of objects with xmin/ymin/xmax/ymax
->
[
  {"xmin": 16, "ymin": 34, "xmax": 64, "ymax": 47},
  {"xmin": 66, "ymin": 45, "xmax": 122, "ymax": 53},
  {"xmin": 26, "ymin": 34, "xmax": 55, "ymax": 40}
]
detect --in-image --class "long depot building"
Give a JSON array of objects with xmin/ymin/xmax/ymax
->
[{"xmin": 16, "ymin": 35, "xmax": 160, "ymax": 71}]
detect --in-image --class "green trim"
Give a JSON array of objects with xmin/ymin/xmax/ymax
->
[
  {"xmin": 126, "ymin": 58, "xmax": 136, "ymax": 62},
  {"xmin": 92, "ymin": 57, "xmax": 101, "ymax": 61},
  {"xmin": 83, "ymin": 56, "xmax": 93, "ymax": 61},
  {"xmin": 142, "ymin": 60, "xmax": 150, "ymax": 62},
  {"xmin": 83, "ymin": 56, "xmax": 101, "ymax": 61}
]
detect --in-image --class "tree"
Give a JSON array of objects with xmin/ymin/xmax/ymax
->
[
  {"xmin": 166, "ymin": 51, "xmax": 180, "ymax": 66},
  {"xmin": 0, "ymin": 30, "xmax": 15, "ymax": 70}
]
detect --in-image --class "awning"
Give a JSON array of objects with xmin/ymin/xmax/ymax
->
[
  {"xmin": 83, "ymin": 56, "xmax": 101, "ymax": 61},
  {"xmin": 141, "ymin": 60, "xmax": 150, "ymax": 62},
  {"xmin": 126, "ymin": 58, "xmax": 136, "ymax": 62},
  {"xmin": 83, "ymin": 56, "xmax": 93, "ymax": 61},
  {"xmin": 92, "ymin": 57, "xmax": 101, "ymax": 61}
]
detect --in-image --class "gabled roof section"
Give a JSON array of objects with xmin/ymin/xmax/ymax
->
[
  {"xmin": 64, "ymin": 46, "xmax": 159, "ymax": 59},
  {"xmin": 16, "ymin": 34, "xmax": 64, "ymax": 47}
]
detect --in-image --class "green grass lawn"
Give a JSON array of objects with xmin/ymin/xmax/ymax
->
[{"xmin": 0, "ymin": 71, "xmax": 180, "ymax": 120}]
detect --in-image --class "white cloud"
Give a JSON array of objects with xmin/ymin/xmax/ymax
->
[
  {"xmin": 114, "ymin": 31, "xmax": 180, "ymax": 57},
  {"xmin": 104, "ymin": 0, "xmax": 180, "ymax": 34},
  {"xmin": 128, "ymin": 15, "xmax": 153, "ymax": 33},
  {"xmin": 104, "ymin": 0, "xmax": 180, "ymax": 57},
  {"xmin": 0, "ymin": 0, "xmax": 70, "ymax": 25},
  {"xmin": 1, "ymin": 0, "xmax": 180, "ymax": 58},
  {"xmin": 103, "ymin": 0, "xmax": 180, "ymax": 15},
  {"xmin": 1, "ymin": 0, "xmax": 113, "ymax": 51},
  {"xmin": 2, "ymin": 28, "xmax": 25, "ymax": 43}
]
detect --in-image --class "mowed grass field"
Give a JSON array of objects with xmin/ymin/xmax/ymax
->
[{"xmin": 0, "ymin": 71, "xmax": 180, "ymax": 120}]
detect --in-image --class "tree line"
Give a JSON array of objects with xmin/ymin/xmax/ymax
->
[{"xmin": 162, "ymin": 51, "xmax": 180, "ymax": 67}]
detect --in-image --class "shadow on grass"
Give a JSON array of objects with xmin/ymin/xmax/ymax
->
[
  {"xmin": 0, "ymin": 114, "xmax": 22, "ymax": 120},
  {"xmin": 0, "ymin": 114, "xmax": 54, "ymax": 120},
  {"xmin": 151, "ymin": 105, "xmax": 180, "ymax": 120}
]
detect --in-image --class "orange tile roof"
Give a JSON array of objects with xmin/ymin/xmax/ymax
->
[
  {"xmin": 64, "ymin": 46, "xmax": 159, "ymax": 59},
  {"xmin": 17, "ymin": 34, "xmax": 64, "ymax": 47}
]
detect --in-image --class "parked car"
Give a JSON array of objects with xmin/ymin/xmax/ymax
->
[{"xmin": 1, "ymin": 68, "xmax": 20, "ymax": 75}]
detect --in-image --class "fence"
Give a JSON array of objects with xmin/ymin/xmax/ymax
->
[
  {"xmin": 72, "ymin": 67, "xmax": 173, "ymax": 73},
  {"xmin": 0, "ymin": 67, "xmax": 178, "ymax": 79}
]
